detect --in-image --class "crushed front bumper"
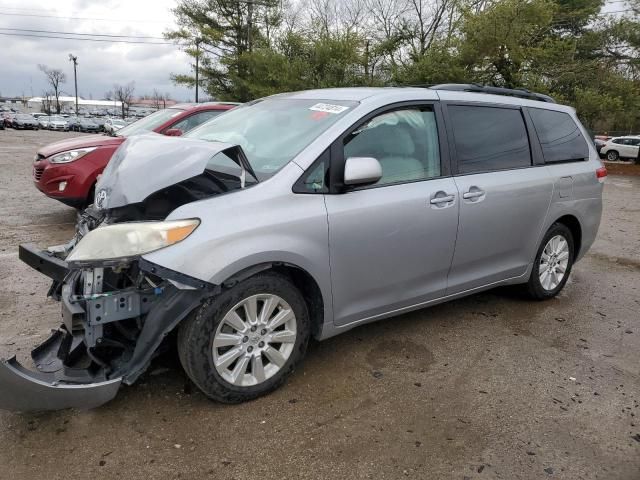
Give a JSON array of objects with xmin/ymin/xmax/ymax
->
[
  {"xmin": 0, "ymin": 357, "xmax": 121, "ymax": 412},
  {"xmin": 1, "ymin": 243, "xmax": 213, "ymax": 412},
  {"xmin": 0, "ymin": 244, "xmax": 121, "ymax": 411}
]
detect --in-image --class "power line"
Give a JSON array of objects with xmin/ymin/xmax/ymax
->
[
  {"xmin": 0, "ymin": 27, "xmax": 166, "ymax": 39},
  {"xmin": 0, "ymin": 11, "xmax": 169, "ymax": 24},
  {"xmin": 0, "ymin": 32, "xmax": 174, "ymax": 44}
]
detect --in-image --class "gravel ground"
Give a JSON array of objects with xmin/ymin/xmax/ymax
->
[{"xmin": 0, "ymin": 129, "xmax": 638, "ymax": 480}]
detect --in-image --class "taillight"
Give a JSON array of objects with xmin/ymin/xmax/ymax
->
[{"xmin": 596, "ymin": 166, "xmax": 607, "ymax": 183}]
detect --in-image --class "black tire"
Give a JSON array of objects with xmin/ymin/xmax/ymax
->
[
  {"xmin": 606, "ymin": 150, "xmax": 619, "ymax": 161},
  {"xmin": 178, "ymin": 272, "xmax": 310, "ymax": 404},
  {"xmin": 525, "ymin": 223, "xmax": 575, "ymax": 300}
]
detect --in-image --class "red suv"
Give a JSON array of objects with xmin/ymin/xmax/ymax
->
[{"xmin": 32, "ymin": 102, "xmax": 237, "ymax": 208}]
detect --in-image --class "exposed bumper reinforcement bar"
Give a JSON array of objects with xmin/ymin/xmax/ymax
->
[{"xmin": 0, "ymin": 356, "xmax": 122, "ymax": 412}]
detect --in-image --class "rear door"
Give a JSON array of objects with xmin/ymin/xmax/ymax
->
[
  {"xmin": 624, "ymin": 138, "xmax": 640, "ymax": 158},
  {"xmin": 444, "ymin": 103, "xmax": 553, "ymax": 294},
  {"xmin": 323, "ymin": 103, "xmax": 459, "ymax": 326}
]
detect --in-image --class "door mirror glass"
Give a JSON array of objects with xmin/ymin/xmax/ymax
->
[
  {"xmin": 343, "ymin": 157, "xmax": 382, "ymax": 186},
  {"xmin": 164, "ymin": 128, "xmax": 183, "ymax": 137}
]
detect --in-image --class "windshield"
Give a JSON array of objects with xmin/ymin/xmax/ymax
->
[
  {"xmin": 185, "ymin": 98, "xmax": 357, "ymax": 176},
  {"xmin": 50, "ymin": 116, "xmax": 64, "ymax": 121},
  {"xmin": 16, "ymin": 114, "xmax": 34, "ymax": 120},
  {"xmin": 115, "ymin": 108, "xmax": 185, "ymax": 137}
]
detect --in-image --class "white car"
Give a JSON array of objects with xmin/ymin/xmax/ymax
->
[
  {"xmin": 104, "ymin": 118, "xmax": 127, "ymax": 134},
  {"xmin": 600, "ymin": 136, "xmax": 640, "ymax": 161},
  {"xmin": 48, "ymin": 115, "xmax": 69, "ymax": 131}
]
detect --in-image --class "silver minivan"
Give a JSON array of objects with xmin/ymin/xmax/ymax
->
[{"xmin": 3, "ymin": 84, "xmax": 606, "ymax": 411}]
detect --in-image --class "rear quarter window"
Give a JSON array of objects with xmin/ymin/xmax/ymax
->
[{"xmin": 529, "ymin": 108, "xmax": 589, "ymax": 163}]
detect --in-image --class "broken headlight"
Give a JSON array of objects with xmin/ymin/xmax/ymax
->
[{"xmin": 66, "ymin": 219, "xmax": 200, "ymax": 262}]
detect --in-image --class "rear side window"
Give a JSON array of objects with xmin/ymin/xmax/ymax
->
[
  {"xmin": 448, "ymin": 105, "xmax": 531, "ymax": 174},
  {"xmin": 529, "ymin": 108, "xmax": 589, "ymax": 163}
]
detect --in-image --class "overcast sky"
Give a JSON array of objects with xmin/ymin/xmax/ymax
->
[{"xmin": 0, "ymin": 0, "xmax": 195, "ymax": 101}]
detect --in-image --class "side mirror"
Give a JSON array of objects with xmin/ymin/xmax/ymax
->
[
  {"xmin": 164, "ymin": 128, "xmax": 183, "ymax": 137},
  {"xmin": 343, "ymin": 156, "xmax": 382, "ymax": 186}
]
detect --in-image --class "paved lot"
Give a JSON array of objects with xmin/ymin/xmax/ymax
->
[{"xmin": 0, "ymin": 129, "xmax": 638, "ymax": 480}]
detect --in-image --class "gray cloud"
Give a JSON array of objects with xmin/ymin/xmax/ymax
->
[{"xmin": 0, "ymin": 1, "xmax": 195, "ymax": 101}]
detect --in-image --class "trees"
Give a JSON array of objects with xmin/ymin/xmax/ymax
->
[
  {"xmin": 167, "ymin": 0, "xmax": 640, "ymax": 133},
  {"xmin": 113, "ymin": 82, "xmax": 135, "ymax": 119},
  {"xmin": 38, "ymin": 65, "xmax": 66, "ymax": 114}
]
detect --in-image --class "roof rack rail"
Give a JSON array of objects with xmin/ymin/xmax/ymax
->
[{"xmin": 429, "ymin": 83, "xmax": 556, "ymax": 103}]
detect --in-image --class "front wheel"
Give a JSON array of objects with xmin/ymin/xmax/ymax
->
[
  {"xmin": 178, "ymin": 272, "xmax": 310, "ymax": 404},
  {"xmin": 606, "ymin": 150, "xmax": 619, "ymax": 161},
  {"xmin": 525, "ymin": 223, "xmax": 575, "ymax": 300}
]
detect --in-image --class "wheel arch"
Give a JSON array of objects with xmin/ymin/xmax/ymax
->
[
  {"xmin": 552, "ymin": 214, "xmax": 582, "ymax": 260},
  {"xmin": 221, "ymin": 262, "xmax": 327, "ymax": 340}
]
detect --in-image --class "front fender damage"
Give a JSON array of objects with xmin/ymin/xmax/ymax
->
[{"xmin": 0, "ymin": 244, "xmax": 216, "ymax": 412}]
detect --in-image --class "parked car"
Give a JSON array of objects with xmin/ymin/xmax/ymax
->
[
  {"xmin": 89, "ymin": 117, "xmax": 106, "ymax": 132},
  {"xmin": 31, "ymin": 102, "xmax": 237, "ymax": 208},
  {"xmin": 0, "ymin": 117, "xmax": 4, "ymax": 130},
  {"xmin": 48, "ymin": 115, "xmax": 69, "ymax": 131},
  {"xmin": 6, "ymin": 85, "xmax": 605, "ymax": 412},
  {"xmin": 103, "ymin": 118, "xmax": 127, "ymax": 135},
  {"xmin": 13, "ymin": 114, "xmax": 39, "ymax": 129},
  {"xmin": 599, "ymin": 136, "xmax": 640, "ymax": 161},
  {"xmin": 37, "ymin": 115, "xmax": 51, "ymax": 129},
  {"xmin": 32, "ymin": 113, "xmax": 48, "ymax": 119},
  {"xmin": 2, "ymin": 113, "xmax": 15, "ymax": 128},
  {"xmin": 594, "ymin": 138, "xmax": 607, "ymax": 154},
  {"xmin": 77, "ymin": 118, "xmax": 100, "ymax": 133},
  {"xmin": 66, "ymin": 116, "xmax": 80, "ymax": 131}
]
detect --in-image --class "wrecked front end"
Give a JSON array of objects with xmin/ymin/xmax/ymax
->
[
  {"xmin": 1, "ymin": 243, "xmax": 213, "ymax": 412},
  {"xmin": 1, "ymin": 134, "xmax": 251, "ymax": 412}
]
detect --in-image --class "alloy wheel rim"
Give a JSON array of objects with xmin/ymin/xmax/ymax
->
[
  {"xmin": 607, "ymin": 152, "xmax": 617, "ymax": 160},
  {"xmin": 539, "ymin": 235, "xmax": 570, "ymax": 291},
  {"xmin": 212, "ymin": 294, "xmax": 297, "ymax": 387}
]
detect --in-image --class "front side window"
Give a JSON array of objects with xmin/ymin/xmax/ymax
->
[
  {"xmin": 449, "ymin": 105, "xmax": 531, "ymax": 174},
  {"xmin": 529, "ymin": 108, "xmax": 589, "ymax": 163},
  {"xmin": 343, "ymin": 108, "xmax": 441, "ymax": 186}
]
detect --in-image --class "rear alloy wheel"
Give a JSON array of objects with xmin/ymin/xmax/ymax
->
[
  {"xmin": 178, "ymin": 272, "xmax": 310, "ymax": 403},
  {"xmin": 606, "ymin": 150, "xmax": 619, "ymax": 161},
  {"xmin": 525, "ymin": 223, "xmax": 574, "ymax": 300}
]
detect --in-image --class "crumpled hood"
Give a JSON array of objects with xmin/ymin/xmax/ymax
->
[
  {"xmin": 37, "ymin": 134, "xmax": 123, "ymax": 158},
  {"xmin": 94, "ymin": 133, "xmax": 235, "ymax": 210}
]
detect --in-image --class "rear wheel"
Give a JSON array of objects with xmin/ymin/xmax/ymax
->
[
  {"xmin": 178, "ymin": 272, "xmax": 310, "ymax": 403},
  {"xmin": 606, "ymin": 150, "xmax": 619, "ymax": 161},
  {"xmin": 525, "ymin": 223, "xmax": 574, "ymax": 300}
]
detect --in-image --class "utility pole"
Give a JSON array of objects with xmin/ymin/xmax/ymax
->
[
  {"xmin": 68, "ymin": 54, "xmax": 79, "ymax": 116},
  {"xmin": 247, "ymin": 0, "xmax": 253, "ymax": 53},
  {"xmin": 195, "ymin": 38, "xmax": 201, "ymax": 103}
]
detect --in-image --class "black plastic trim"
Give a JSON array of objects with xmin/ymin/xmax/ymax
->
[{"xmin": 19, "ymin": 243, "xmax": 69, "ymax": 282}]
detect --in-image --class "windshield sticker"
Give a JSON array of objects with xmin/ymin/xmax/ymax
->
[
  {"xmin": 310, "ymin": 111, "xmax": 330, "ymax": 120},
  {"xmin": 309, "ymin": 103, "xmax": 349, "ymax": 114}
]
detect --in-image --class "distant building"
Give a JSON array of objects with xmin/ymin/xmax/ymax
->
[
  {"xmin": 27, "ymin": 96, "xmax": 122, "ymax": 111},
  {"xmin": 0, "ymin": 96, "xmax": 27, "ymax": 105}
]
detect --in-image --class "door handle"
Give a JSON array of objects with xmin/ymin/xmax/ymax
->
[
  {"xmin": 462, "ymin": 190, "xmax": 485, "ymax": 200},
  {"xmin": 430, "ymin": 195, "xmax": 455, "ymax": 204}
]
